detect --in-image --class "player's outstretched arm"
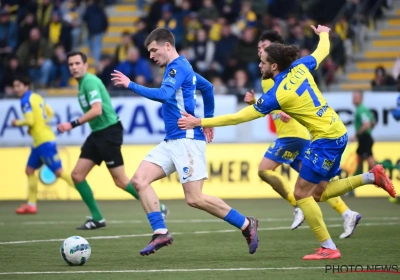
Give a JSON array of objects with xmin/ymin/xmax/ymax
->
[
  {"xmin": 310, "ymin": 25, "xmax": 331, "ymax": 68},
  {"xmin": 178, "ymin": 106, "xmax": 264, "ymax": 129},
  {"xmin": 111, "ymin": 70, "xmax": 175, "ymax": 103}
]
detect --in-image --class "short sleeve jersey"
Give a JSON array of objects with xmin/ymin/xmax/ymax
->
[{"xmin": 78, "ymin": 73, "xmax": 118, "ymax": 132}]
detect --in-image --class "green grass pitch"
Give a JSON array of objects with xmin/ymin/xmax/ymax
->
[{"xmin": 0, "ymin": 198, "xmax": 399, "ymax": 280}]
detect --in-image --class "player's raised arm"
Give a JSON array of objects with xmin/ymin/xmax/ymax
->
[{"xmin": 310, "ymin": 25, "xmax": 331, "ymax": 68}]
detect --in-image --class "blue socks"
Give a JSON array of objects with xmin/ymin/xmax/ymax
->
[
  {"xmin": 224, "ymin": 209, "xmax": 247, "ymax": 230},
  {"xmin": 147, "ymin": 212, "xmax": 167, "ymax": 233}
]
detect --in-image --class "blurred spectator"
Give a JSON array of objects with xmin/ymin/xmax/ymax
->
[
  {"xmin": 1, "ymin": 54, "xmax": 29, "ymax": 97},
  {"xmin": 17, "ymin": 27, "xmax": 53, "ymax": 87},
  {"xmin": 228, "ymin": 69, "xmax": 251, "ymax": 99},
  {"xmin": 60, "ymin": 0, "xmax": 86, "ymax": 50},
  {"xmin": 177, "ymin": 0, "xmax": 193, "ymax": 26},
  {"xmin": 49, "ymin": 44, "xmax": 70, "ymax": 87},
  {"xmin": 18, "ymin": 12, "xmax": 37, "ymax": 49},
  {"xmin": 188, "ymin": 28, "xmax": 215, "ymax": 76},
  {"xmin": 213, "ymin": 24, "xmax": 238, "ymax": 70},
  {"xmin": 215, "ymin": 0, "xmax": 241, "ymax": 24},
  {"xmin": 233, "ymin": 27, "xmax": 259, "ymax": 83},
  {"xmin": 132, "ymin": 17, "xmax": 149, "ymax": 57},
  {"xmin": 182, "ymin": 12, "xmax": 202, "ymax": 46},
  {"xmin": 147, "ymin": 0, "xmax": 171, "ymax": 30},
  {"xmin": 115, "ymin": 46, "xmax": 152, "ymax": 84},
  {"xmin": 210, "ymin": 76, "xmax": 228, "ymax": 95},
  {"xmin": 96, "ymin": 54, "xmax": 115, "ymax": 89},
  {"xmin": 286, "ymin": 24, "xmax": 315, "ymax": 51},
  {"xmin": 232, "ymin": 1, "xmax": 257, "ymax": 35},
  {"xmin": 329, "ymin": 30, "xmax": 346, "ymax": 72},
  {"xmin": 35, "ymin": 0, "xmax": 54, "ymax": 32},
  {"xmin": 371, "ymin": 66, "xmax": 396, "ymax": 90},
  {"xmin": 83, "ymin": 0, "xmax": 108, "ymax": 66},
  {"xmin": 157, "ymin": 4, "xmax": 182, "ymax": 48},
  {"xmin": 44, "ymin": 10, "xmax": 72, "ymax": 52},
  {"xmin": 208, "ymin": 17, "xmax": 226, "ymax": 41},
  {"xmin": 198, "ymin": 0, "xmax": 219, "ymax": 29},
  {"xmin": 0, "ymin": 10, "xmax": 17, "ymax": 62},
  {"xmin": 114, "ymin": 31, "xmax": 134, "ymax": 65}
]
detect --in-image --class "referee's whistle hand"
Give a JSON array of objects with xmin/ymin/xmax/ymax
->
[{"xmin": 178, "ymin": 112, "xmax": 200, "ymax": 129}]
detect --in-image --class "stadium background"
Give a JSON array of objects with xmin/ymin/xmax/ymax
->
[{"xmin": 0, "ymin": 0, "xmax": 399, "ymax": 200}]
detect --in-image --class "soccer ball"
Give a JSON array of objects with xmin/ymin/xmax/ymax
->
[{"xmin": 60, "ymin": 236, "xmax": 91, "ymax": 266}]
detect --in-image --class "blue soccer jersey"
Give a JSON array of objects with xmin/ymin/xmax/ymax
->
[
  {"xmin": 161, "ymin": 56, "xmax": 204, "ymax": 140},
  {"xmin": 128, "ymin": 55, "xmax": 213, "ymax": 141}
]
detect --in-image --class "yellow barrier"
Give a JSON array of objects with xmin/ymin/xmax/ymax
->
[{"xmin": 0, "ymin": 143, "xmax": 397, "ymax": 200}]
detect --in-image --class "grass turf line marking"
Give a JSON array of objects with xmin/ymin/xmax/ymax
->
[
  {"xmin": 0, "ymin": 267, "xmax": 326, "ymax": 275},
  {"xmin": 0, "ymin": 221, "xmax": 399, "ymax": 245},
  {"xmin": 9, "ymin": 216, "xmax": 400, "ymax": 226}
]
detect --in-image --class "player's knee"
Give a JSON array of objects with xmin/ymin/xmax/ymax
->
[
  {"xmin": 294, "ymin": 188, "xmax": 307, "ymax": 200},
  {"xmin": 112, "ymin": 176, "xmax": 127, "ymax": 189},
  {"xmin": 185, "ymin": 196, "xmax": 204, "ymax": 209},
  {"xmin": 71, "ymin": 170, "xmax": 85, "ymax": 184},
  {"xmin": 25, "ymin": 167, "xmax": 35, "ymax": 176},
  {"xmin": 131, "ymin": 174, "xmax": 148, "ymax": 191}
]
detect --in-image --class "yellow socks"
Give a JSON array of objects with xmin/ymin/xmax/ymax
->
[
  {"xmin": 297, "ymin": 196, "xmax": 330, "ymax": 242},
  {"xmin": 320, "ymin": 175, "xmax": 364, "ymax": 202},
  {"xmin": 326, "ymin": 197, "xmax": 349, "ymax": 215},
  {"xmin": 59, "ymin": 171, "xmax": 74, "ymax": 187},
  {"xmin": 27, "ymin": 175, "xmax": 38, "ymax": 205},
  {"xmin": 258, "ymin": 170, "xmax": 297, "ymax": 207}
]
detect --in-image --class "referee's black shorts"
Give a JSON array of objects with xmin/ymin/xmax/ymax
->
[
  {"xmin": 356, "ymin": 133, "xmax": 374, "ymax": 159},
  {"xmin": 80, "ymin": 121, "xmax": 124, "ymax": 168}
]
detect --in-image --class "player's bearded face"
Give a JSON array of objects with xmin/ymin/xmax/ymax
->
[
  {"xmin": 148, "ymin": 41, "xmax": 168, "ymax": 68},
  {"xmin": 259, "ymin": 52, "xmax": 274, "ymax": 80}
]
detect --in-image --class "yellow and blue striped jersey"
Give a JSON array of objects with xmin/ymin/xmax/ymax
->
[
  {"xmin": 15, "ymin": 91, "xmax": 56, "ymax": 147},
  {"xmin": 261, "ymin": 79, "xmax": 310, "ymax": 140}
]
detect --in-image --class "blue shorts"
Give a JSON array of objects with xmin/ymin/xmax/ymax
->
[
  {"xmin": 27, "ymin": 141, "xmax": 62, "ymax": 172},
  {"xmin": 264, "ymin": 137, "xmax": 310, "ymax": 171},
  {"xmin": 300, "ymin": 133, "xmax": 348, "ymax": 184}
]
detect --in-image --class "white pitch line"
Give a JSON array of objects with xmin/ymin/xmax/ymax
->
[
  {"xmin": 8, "ymin": 216, "xmax": 400, "ymax": 226},
  {"xmin": 0, "ymin": 221, "xmax": 399, "ymax": 245},
  {"xmin": 0, "ymin": 267, "xmax": 325, "ymax": 275}
]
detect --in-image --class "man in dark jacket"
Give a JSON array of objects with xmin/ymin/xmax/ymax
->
[{"xmin": 83, "ymin": 0, "xmax": 108, "ymax": 66}]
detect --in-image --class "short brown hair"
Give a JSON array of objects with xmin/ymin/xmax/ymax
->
[
  {"xmin": 264, "ymin": 43, "xmax": 299, "ymax": 72},
  {"xmin": 67, "ymin": 51, "xmax": 88, "ymax": 63},
  {"xmin": 144, "ymin": 28, "xmax": 175, "ymax": 47}
]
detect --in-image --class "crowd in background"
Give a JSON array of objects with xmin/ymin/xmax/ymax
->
[{"xmin": 0, "ymin": 0, "xmax": 395, "ymax": 100}]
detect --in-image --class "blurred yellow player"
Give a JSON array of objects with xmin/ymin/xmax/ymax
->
[{"xmin": 11, "ymin": 75, "xmax": 74, "ymax": 214}]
